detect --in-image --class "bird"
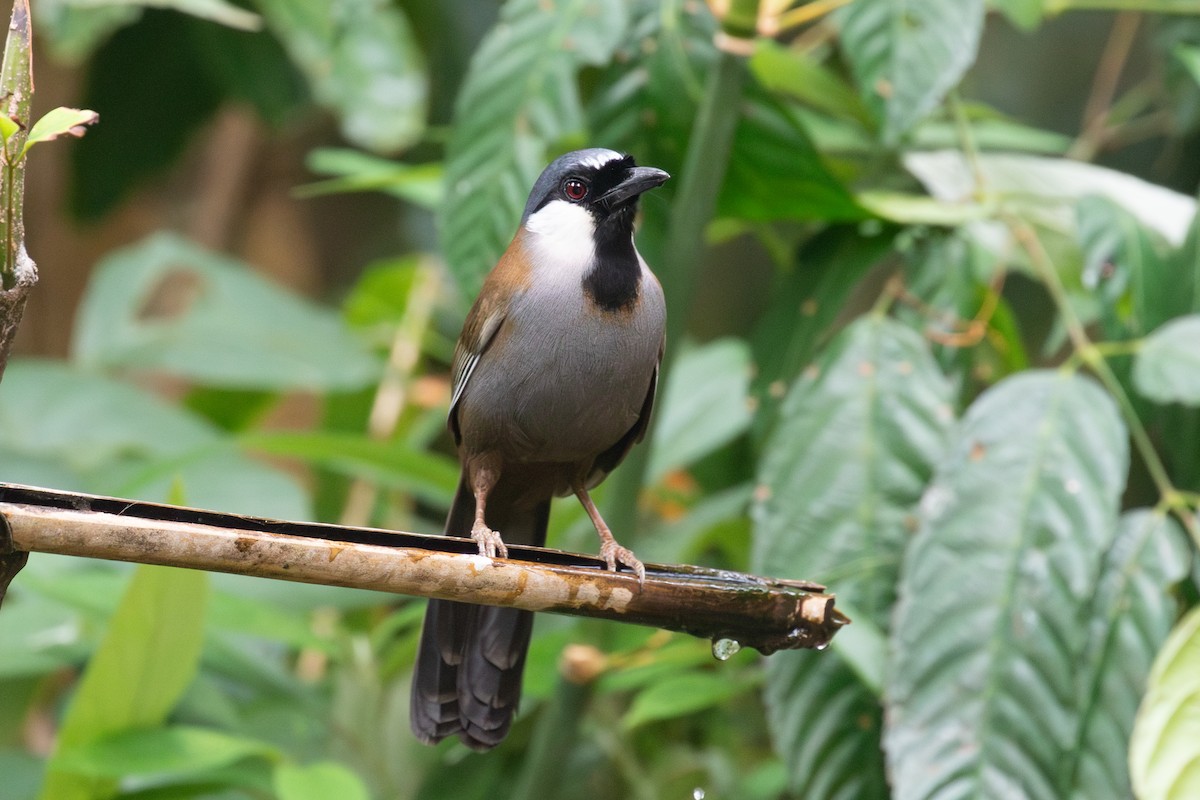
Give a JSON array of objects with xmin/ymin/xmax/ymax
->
[{"xmin": 410, "ymin": 148, "xmax": 669, "ymax": 750}]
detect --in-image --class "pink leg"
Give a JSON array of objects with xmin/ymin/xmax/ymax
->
[
  {"xmin": 468, "ymin": 459, "xmax": 507, "ymax": 559},
  {"xmin": 573, "ymin": 481, "xmax": 645, "ymax": 583}
]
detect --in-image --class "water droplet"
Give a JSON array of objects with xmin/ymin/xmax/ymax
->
[
  {"xmin": 693, "ymin": 789, "xmax": 706, "ymax": 800},
  {"xmin": 711, "ymin": 638, "xmax": 741, "ymax": 661},
  {"xmin": 815, "ymin": 641, "xmax": 830, "ymax": 651}
]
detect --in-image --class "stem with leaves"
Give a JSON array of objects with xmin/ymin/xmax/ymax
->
[
  {"xmin": 605, "ymin": 0, "xmax": 760, "ymax": 539},
  {"xmin": 1009, "ymin": 218, "xmax": 1199, "ymax": 545},
  {"xmin": 0, "ymin": 0, "xmax": 31, "ymax": 291}
]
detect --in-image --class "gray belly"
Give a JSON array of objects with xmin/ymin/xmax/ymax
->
[{"xmin": 457, "ymin": 288, "xmax": 663, "ymax": 464}]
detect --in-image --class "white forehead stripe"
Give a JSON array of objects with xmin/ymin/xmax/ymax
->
[{"xmin": 577, "ymin": 149, "xmax": 624, "ymax": 170}]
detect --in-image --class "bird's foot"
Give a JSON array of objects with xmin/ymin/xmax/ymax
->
[
  {"xmin": 599, "ymin": 538, "xmax": 645, "ymax": 585},
  {"xmin": 471, "ymin": 521, "xmax": 508, "ymax": 559}
]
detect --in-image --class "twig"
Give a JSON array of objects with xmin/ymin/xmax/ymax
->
[
  {"xmin": 0, "ymin": 482, "xmax": 847, "ymax": 654},
  {"xmin": 1008, "ymin": 218, "xmax": 1198, "ymax": 546},
  {"xmin": 1069, "ymin": 11, "xmax": 1141, "ymax": 161}
]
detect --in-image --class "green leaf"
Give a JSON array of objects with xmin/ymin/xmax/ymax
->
[
  {"xmin": 0, "ymin": 359, "xmax": 309, "ymax": 519},
  {"xmin": 257, "ymin": 0, "xmax": 425, "ymax": 153},
  {"xmin": 72, "ymin": 232, "xmax": 381, "ymax": 391},
  {"xmin": 750, "ymin": 226, "xmax": 897, "ymax": 419},
  {"xmin": 1046, "ymin": 0, "xmax": 1200, "ymax": 12},
  {"xmin": 21, "ymin": 106, "xmax": 98, "ymax": 156},
  {"xmin": 753, "ymin": 316, "xmax": 952, "ymax": 798},
  {"xmin": 241, "ymin": 430, "xmax": 459, "ymax": 507},
  {"xmin": 0, "ymin": 580, "xmax": 93, "ymax": 679},
  {"xmin": 1077, "ymin": 195, "xmax": 1186, "ymax": 337},
  {"xmin": 718, "ymin": 95, "xmax": 864, "ymax": 222},
  {"xmin": 649, "ymin": 338, "xmax": 754, "ymax": 482},
  {"xmin": 905, "ymin": 151, "xmax": 1198, "ymax": 247},
  {"xmin": 52, "ymin": 726, "xmax": 278, "ymax": 779},
  {"xmin": 41, "ymin": 565, "xmax": 209, "ymax": 800},
  {"xmin": 1134, "ymin": 315, "xmax": 1200, "ymax": 405},
  {"xmin": 33, "ymin": 2, "xmax": 141, "ymax": 64},
  {"xmin": 299, "ymin": 148, "xmax": 442, "ymax": 207},
  {"xmin": 764, "ymin": 652, "xmax": 889, "ymax": 799},
  {"xmin": 1070, "ymin": 510, "xmax": 1187, "ymax": 799},
  {"xmin": 0, "ymin": 113, "xmax": 18, "ymax": 142},
  {"xmin": 440, "ymin": 0, "xmax": 629, "ymax": 291},
  {"xmin": 837, "ymin": 0, "xmax": 986, "ymax": 143},
  {"xmin": 622, "ymin": 671, "xmax": 750, "ymax": 729},
  {"xmin": 1174, "ymin": 42, "xmax": 1200, "ymax": 86},
  {"xmin": 754, "ymin": 316, "xmax": 953, "ymax": 624},
  {"xmin": 885, "ymin": 371, "xmax": 1128, "ymax": 800},
  {"xmin": 587, "ymin": 0, "xmax": 714, "ymax": 181},
  {"xmin": 273, "ymin": 762, "xmax": 370, "ymax": 800},
  {"xmin": 1183, "ymin": 207, "xmax": 1200, "ymax": 314},
  {"xmin": 987, "ymin": 0, "xmax": 1043, "ymax": 30},
  {"xmin": 749, "ymin": 40, "xmax": 871, "ymax": 124},
  {"xmin": 1130, "ymin": 606, "xmax": 1200, "ymax": 800},
  {"xmin": 341, "ymin": 257, "xmax": 419, "ymax": 330},
  {"xmin": 107, "ymin": 0, "xmax": 261, "ymax": 30}
]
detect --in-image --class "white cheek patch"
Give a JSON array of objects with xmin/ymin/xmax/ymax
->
[{"xmin": 524, "ymin": 200, "xmax": 597, "ymax": 277}]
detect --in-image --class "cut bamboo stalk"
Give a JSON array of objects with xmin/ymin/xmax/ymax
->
[{"xmin": 0, "ymin": 483, "xmax": 846, "ymax": 653}]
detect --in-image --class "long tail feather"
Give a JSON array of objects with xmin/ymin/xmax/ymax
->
[{"xmin": 410, "ymin": 475, "xmax": 549, "ymax": 750}]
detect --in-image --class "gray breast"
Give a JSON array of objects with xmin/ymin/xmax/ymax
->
[{"xmin": 457, "ymin": 272, "xmax": 664, "ymax": 464}]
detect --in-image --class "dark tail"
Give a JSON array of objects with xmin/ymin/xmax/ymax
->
[{"xmin": 410, "ymin": 475, "xmax": 549, "ymax": 750}]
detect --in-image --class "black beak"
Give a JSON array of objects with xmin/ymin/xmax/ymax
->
[{"xmin": 599, "ymin": 166, "xmax": 670, "ymax": 208}]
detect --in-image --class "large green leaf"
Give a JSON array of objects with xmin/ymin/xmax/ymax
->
[
  {"xmin": 750, "ymin": 39, "xmax": 872, "ymax": 124},
  {"xmin": 1070, "ymin": 510, "xmax": 1187, "ymax": 799},
  {"xmin": 587, "ymin": 0, "xmax": 714, "ymax": 181},
  {"xmin": 274, "ymin": 762, "xmax": 371, "ymax": 800},
  {"xmin": 40, "ymin": 565, "xmax": 209, "ymax": 800},
  {"xmin": 622, "ymin": 670, "xmax": 753, "ymax": 730},
  {"xmin": 241, "ymin": 429, "xmax": 459, "ymax": 507},
  {"xmin": 753, "ymin": 316, "xmax": 953, "ymax": 622},
  {"xmin": 753, "ymin": 316, "xmax": 954, "ymax": 797},
  {"xmin": 837, "ymin": 0, "xmax": 986, "ymax": 143},
  {"xmin": 718, "ymin": 94, "xmax": 864, "ymax": 223},
  {"xmin": 763, "ymin": 651, "xmax": 889, "ymax": 800},
  {"xmin": 904, "ymin": 151, "xmax": 1198, "ymax": 248},
  {"xmin": 439, "ymin": 0, "xmax": 629, "ymax": 291},
  {"xmin": 750, "ymin": 226, "xmax": 897, "ymax": 428},
  {"xmin": 1134, "ymin": 315, "xmax": 1200, "ymax": 405},
  {"xmin": 72, "ymin": 233, "xmax": 381, "ymax": 392},
  {"xmin": 0, "ymin": 359, "xmax": 309, "ymax": 519},
  {"xmin": 1130, "ymin": 605, "xmax": 1200, "ymax": 800},
  {"xmin": 256, "ymin": 0, "xmax": 426, "ymax": 153},
  {"xmin": 51, "ymin": 725, "xmax": 278, "ymax": 779},
  {"xmin": 885, "ymin": 371, "xmax": 1128, "ymax": 800},
  {"xmin": 1077, "ymin": 195, "xmax": 1187, "ymax": 338},
  {"xmin": 649, "ymin": 338, "xmax": 754, "ymax": 482}
]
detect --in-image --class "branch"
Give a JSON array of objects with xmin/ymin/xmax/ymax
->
[
  {"xmin": 0, "ymin": 0, "xmax": 35, "ymax": 378},
  {"xmin": 0, "ymin": 483, "xmax": 847, "ymax": 653}
]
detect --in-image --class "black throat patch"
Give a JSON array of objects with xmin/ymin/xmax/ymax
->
[{"xmin": 583, "ymin": 206, "xmax": 641, "ymax": 312}]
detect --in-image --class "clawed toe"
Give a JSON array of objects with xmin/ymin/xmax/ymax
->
[
  {"xmin": 471, "ymin": 522, "xmax": 508, "ymax": 559},
  {"xmin": 600, "ymin": 540, "xmax": 645, "ymax": 585}
]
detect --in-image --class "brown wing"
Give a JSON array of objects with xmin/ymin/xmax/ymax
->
[{"xmin": 447, "ymin": 237, "xmax": 532, "ymax": 444}]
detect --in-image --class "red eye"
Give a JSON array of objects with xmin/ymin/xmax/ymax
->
[{"xmin": 563, "ymin": 179, "xmax": 588, "ymax": 201}]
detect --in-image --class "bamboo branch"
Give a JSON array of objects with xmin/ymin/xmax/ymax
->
[{"xmin": 0, "ymin": 482, "xmax": 847, "ymax": 654}]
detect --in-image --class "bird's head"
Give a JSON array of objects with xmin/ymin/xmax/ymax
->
[{"xmin": 521, "ymin": 149, "xmax": 669, "ymax": 245}]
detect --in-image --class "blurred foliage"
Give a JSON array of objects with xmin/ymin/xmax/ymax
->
[{"xmin": 3, "ymin": 0, "xmax": 1200, "ymax": 798}]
